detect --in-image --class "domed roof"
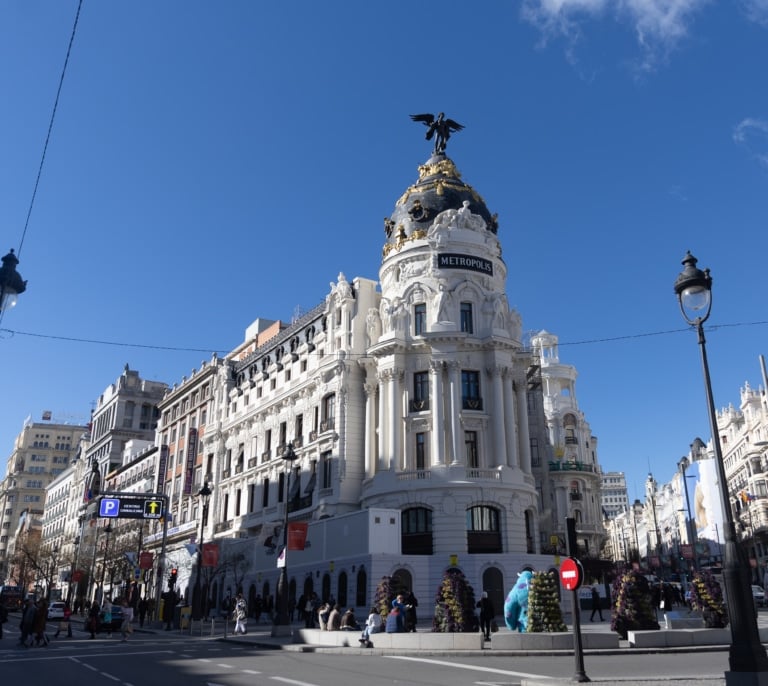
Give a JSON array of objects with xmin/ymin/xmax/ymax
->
[{"xmin": 384, "ymin": 154, "xmax": 497, "ymax": 246}]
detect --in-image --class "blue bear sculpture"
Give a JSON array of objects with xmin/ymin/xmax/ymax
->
[{"xmin": 504, "ymin": 570, "xmax": 533, "ymax": 632}]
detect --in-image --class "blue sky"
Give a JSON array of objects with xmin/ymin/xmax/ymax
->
[{"xmin": 1, "ymin": 1, "xmax": 767, "ymax": 501}]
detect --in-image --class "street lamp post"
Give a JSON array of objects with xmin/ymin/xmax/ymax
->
[
  {"xmin": 272, "ymin": 441, "xmax": 299, "ymax": 637},
  {"xmin": 678, "ymin": 457, "xmax": 698, "ymax": 573},
  {"xmin": 0, "ymin": 249, "xmax": 26, "ymax": 314},
  {"xmin": 97, "ymin": 523, "xmax": 113, "ymax": 604},
  {"xmin": 674, "ymin": 251, "xmax": 768, "ymax": 678},
  {"xmin": 191, "ymin": 481, "xmax": 212, "ymax": 621}
]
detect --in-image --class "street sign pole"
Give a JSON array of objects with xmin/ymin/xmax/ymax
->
[{"xmin": 563, "ymin": 517, "xmax": 590, "ymax": 683}]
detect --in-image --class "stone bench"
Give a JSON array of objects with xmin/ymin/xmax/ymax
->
[
  {"xmin": 294, "ymin": 628, "xmax": 483, "ymax": 650},
  {"xmin": 663, "ymin": 611, "xmax": 705, "ymax": 629},
  {"xmin": 489, "ymin": 631, "xmax": 619, "ymax": 650}
]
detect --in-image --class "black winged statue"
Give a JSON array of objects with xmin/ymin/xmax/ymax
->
[{"xmin": 410, "ymin": 112, "xmax": 464, "ymax": 154}]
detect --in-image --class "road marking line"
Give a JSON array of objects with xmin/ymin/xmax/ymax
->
[
  {"xmin": 385, "ymin": 655, "xmax": 552, "ymax": 679},
  {"xmin": 271, "ymin": 677, "xmax": 323, "ymax": 686}
]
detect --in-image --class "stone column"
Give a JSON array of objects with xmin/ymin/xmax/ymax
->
[
  {"xmin": 490, "ymin": 365, "xmax": 506, "ymax": 468},
  {"xmin": 502, "ymin": 369, "xmax": 519, "ymax": 468},
  {"xmin": 377, "ymin": 370, "xmax": 389, "ymax": 472},
  {"xmin": 390, "ymin": 368, "xmax": 403, "ymax": 471},
  {"xmin": 430, "ymin": 360, "xmax": 445, "ymax": 466},
  {"xmin": 447, "ymin": 361, "xmax": 462, "ymax": 465},
  {"xmin": 515, "ymin": 373, "xmax": 532, "ymax": 474},
  {"xmin": 364, "ymin": 382, "xmax": 377, "ymax": 478}
]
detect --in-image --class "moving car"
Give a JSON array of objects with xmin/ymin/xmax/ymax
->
[
  {"xmin": 752, "ymin": 585, "xmax": 765, "ymax": 607},
  {"xmin": 47, "ymin": 601, "xmax": 66, "ymax": 620}
]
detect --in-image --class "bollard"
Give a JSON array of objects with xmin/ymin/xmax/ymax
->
[{"xmin": 211, "ymin": 618, "xmax": 215, "ymax": 636}]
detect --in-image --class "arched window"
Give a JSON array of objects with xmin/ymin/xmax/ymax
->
[
  {"xmin": 466, "ymin": 505, "xmax": 502, "ymax": 554},
  {"xmin": 322, "ymin": 573, "xmax": 331, "ymax": 602},
  {"xmin": 356, "ymin": 566, "xmax": 367, "ymax": 607},
  {"xmin": 337, "ymin": 571, "xmax": 348, "ymax": 608},
  {"xmin": 401, "ymin": 507, "xmax": 433, "ymax": 555}
]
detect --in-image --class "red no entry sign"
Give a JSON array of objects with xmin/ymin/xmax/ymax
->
[{"xmin": 560, "ymin": 557, "xmax": 584, "ymax": 591}]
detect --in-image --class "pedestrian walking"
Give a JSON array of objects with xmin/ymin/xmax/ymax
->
[
  {"xmin": 33, "ymin": 598, "xmax": 50, "ymax": 647},
  {"xmin": 18, "ymin": 597, "xmax": 36, "ymax": 647},
  {"xmin": 477, "ymin": 591, "xmax": 495, "ymax": 641},
  {"xmin": 590, "ymin": 585, "xmax": 604, "ymax": 621},
  {"xmin": 138, "ymin": 598, "xmax": 148, "ymax": 627},
  {"xmin": 120, "ymin": 598, "xmax": 134, "ymax": 641},
  {"xmin": 233, "ymin": 593, "xmax": 248, "ymax": 635},
  {"xmin": 87, "ymin": 601, "xmax": 101, "ymax": 639},
  {"xmin": 54, "ymin": 600, "xmax": 73, "ymax": 638}
]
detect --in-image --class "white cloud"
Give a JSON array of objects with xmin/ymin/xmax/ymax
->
[
  {"xmin": 740, "ymin": 0, "xmax": 768, "ymax": 27},
  {"xmin": 521, "ymin": 0, "xmax": 711, "ymax": 70},
  {"xmin": 733, "ymin": 118, "xmax": 768, "ymax": 169}
]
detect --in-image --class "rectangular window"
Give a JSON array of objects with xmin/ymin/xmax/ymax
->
[
  {"xmin": 321, "ymin": 450, "xmax": 332, "ymax": 489},
  {"xmin": 262, "ymin": 478, "xmax": 270, "ymax": 507},
  {"xmin": 460, "ymin": 302, "xmax": 474, "ymax": 334},
  {"xmin": 530, "ymin": 438, "xmax": 540, "ymax": 467},
  {"xmin": 295, "ymin": 414, "xmax": 304, "ymax": 443},
  {"xmin": 465, "ymin": 431, "xmax": 479, "ymax": 468},
  {"xmin": 461, "ymin": 370, "xmax": 481, "ymax": 409},
  {"xmin": 414, "ymin": 303, "xmax": 426, "ymax": 335},
  {"xmin": 279, "ymin": 422, "xmax": 287, "ymax": 449},
  {"xmin": 416, "ymin": 433, "xmax": 426, "ymax": 470},
  {"xmin": 413, "ymin": 371, "xmax": 429, "ymax": 410}
]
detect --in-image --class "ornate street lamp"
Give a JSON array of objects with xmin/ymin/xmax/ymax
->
[
  {"xmin": 271, "ymin": 441, "xmax": 299, "ymax": 637},
  {"xmin": 0, "ymin": 249, "xmax": 26, "ymax": 313},
  {"xmin": 191, "ymin": 481, "xmax": 212, "ymax": 621},
  {"xmin": 674, "ymin": 251, "xmax": 768, "ymax": 677}
]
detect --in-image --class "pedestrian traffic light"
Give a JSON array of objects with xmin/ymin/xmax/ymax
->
[{"xmin": 168, "ymin": 568, "xmax": 178, "ymax": 588}]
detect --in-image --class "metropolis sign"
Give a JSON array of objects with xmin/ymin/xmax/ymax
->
[{"xmin": 437, "ymin": 253, "xmax": 493, "ymax": 276}]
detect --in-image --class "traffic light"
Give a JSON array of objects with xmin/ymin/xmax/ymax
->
[{"xmin": 168, "ymin": 568, "xmax": 178, "ymax": 588}]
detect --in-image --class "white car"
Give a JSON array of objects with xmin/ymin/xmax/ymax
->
[
  {"xmin": 47, "ymin": 601, "xmax": 66, "ymax": 620},
  {"xmin": 751, "ymin": 585, "xmax": 766, "ymax": 607}
]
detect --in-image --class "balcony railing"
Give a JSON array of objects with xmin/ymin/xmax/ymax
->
[
  {"xmin": 261, "ymin": 450, "xmax": 271, "ymax": 462},
  {"xmin": 221, "ymin": 469, "xmax": 231, "ymax": 479},
  {"xmin": 565, "ymin": 437, "xmax": 578, "ymax": 445},
  {"xmin": 462, "ymin": 397, "xmax": 483, "ymax": 411},
  {"xmin": 320, "ymin": 418, "xmax": 335, "ymax": 432},
  {"xmin": 466, "ymin": 468, "xmax": 501, "ymax": 481},
  {"xmin": 248, "ymin": 457, "xmax": 258, "ymax": 469},
  {"xmin": 548, "ymin": 461, "xmax": 594, "ymax": 473},
  {"xmin": 410, "ymin": 399, "xmax": 430, "ymax": 412},
  {"xmin": 309, "ymin": 430, "xmax": 318, "ymax": 442},
  {"xmin": 569, "ymin": 491, "xmax": 582, "ymax": 501},
  {"xmin": 397, "ymin": 469, "xmax": 431, "ymax": 481}
]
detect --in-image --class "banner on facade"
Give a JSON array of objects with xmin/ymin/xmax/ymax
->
[
  {"xmin": 287, "ymin": 522, "xmax": 308, "ymax": 551},
  {"xmin": 681, "ymin": 544, "xmax": 694, "ymax": 559},
  {"xmin": 139, "ymin": 551, "xmax": 154, "ymax": 570},
  {"xmin": 202, "ymin": 542, "xmax": 219, "ymax": 567}
]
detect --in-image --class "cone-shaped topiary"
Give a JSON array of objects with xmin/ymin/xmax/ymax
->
[
  {"xmin": 610, "ymin": 568, "xmax": 660, "ymax": 639},
  {"xmin": 527, "ymin": 570, "xmax": 567, "ymax": 633},
  {"xmin": 689, "ymin": 569, "xmax": 728, "ymax": 628},
  {"xmin": 373, "ymin": 575, "xmax": 397, "ymax": 621},
  {"xmin": 432, "ymin": 568, "xmax": 477, "ymax": 632}
]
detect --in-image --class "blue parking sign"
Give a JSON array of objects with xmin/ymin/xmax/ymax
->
[{"xmin": 99, "ymin": 497, "xmax": 120, "ymax": 518}]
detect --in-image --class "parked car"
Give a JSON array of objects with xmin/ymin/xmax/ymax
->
[
  {"xmin": 47, "ymin": 601, "xmax": 66, "ymax": 620},
  {"xmin": 752, "ymin": 585, "xmax": 766, "ymax": 607}
]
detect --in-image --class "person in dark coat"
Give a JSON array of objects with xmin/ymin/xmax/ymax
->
[
  {"xmin": 404, "ymin": 590, "xmax": 418, "ymax": 632},
  {"xmin": 590, "ymin": 586, "xmax": 604, "ymax": 621},
  {"xmin": 477, "ymin": 591, "xmax": 496, "ymax": 640}
]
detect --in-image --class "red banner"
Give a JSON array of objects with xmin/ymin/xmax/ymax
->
[
  {"xmin": 287, "ymin": 522, "xmax": 308, "ymax": 551},
  {"xmin": 139, "ymin": 551, "xmax": 154, "ymax": 570},
  {"xmin": 202, "ymin": 542, "xmax": 219, "ymax": 567},
  {"xmin": 72, "ymin": 570, "xmax": 83, "ymax": 582}
]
